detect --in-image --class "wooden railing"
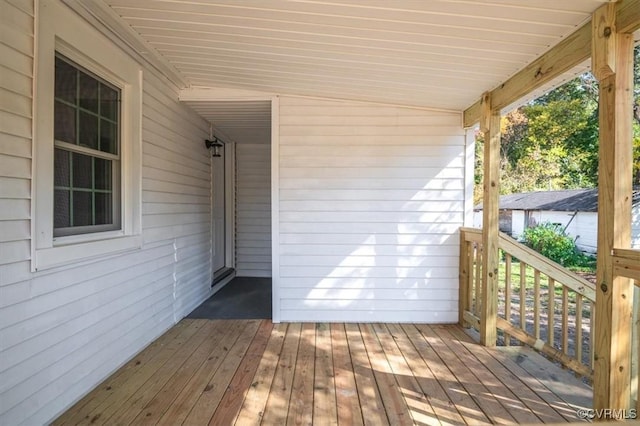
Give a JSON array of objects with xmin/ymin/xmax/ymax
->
[
  {"xmin": 459, "ymin": 227, "xmax": 596, "ymax": 379},
  {"xmin": 611, "ymin": 248, "xmax": 640, "ymax": 410}
]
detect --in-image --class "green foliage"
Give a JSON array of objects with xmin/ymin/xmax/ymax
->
[
  {"xmin": 521, "ymin": 223, "xmax": 591, "ymax": 268},
  {"xmin": 474, "ymin": 45, "xmax": 640, "ymax": 198}
]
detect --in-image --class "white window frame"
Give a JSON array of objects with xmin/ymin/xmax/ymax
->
[{"xmin": 32, "ymin": 0, "xmax": 142, "ymax": 271}]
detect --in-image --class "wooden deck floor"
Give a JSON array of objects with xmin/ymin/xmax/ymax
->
[{"xmin": 53, "ymin": 320, "xmax": 591, "ymax": 425}]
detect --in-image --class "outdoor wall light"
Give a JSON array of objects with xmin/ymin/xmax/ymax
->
[{"xmin": 205, "ymin": 137, "xmax": 224, "ymax": 157}]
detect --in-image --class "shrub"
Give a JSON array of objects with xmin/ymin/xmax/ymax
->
[{"xmin": 521, "ymin": 222, "xmax": 582, "ymax": 266}]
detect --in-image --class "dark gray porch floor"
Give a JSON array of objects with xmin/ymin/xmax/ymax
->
[{"xmin": 188, "ymin": 276, "xmax": 271, "ymax": 319}]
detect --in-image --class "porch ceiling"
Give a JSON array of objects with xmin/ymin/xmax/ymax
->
[
  {"xmin": 184, "ymin": 100, "xmax": 272, "ymax": 144},
  {"xmin": 102, "ymin": 0, "xmax": 608, "ymax": 112}
]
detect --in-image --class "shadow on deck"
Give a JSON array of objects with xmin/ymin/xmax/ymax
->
[{"xmin": 53, "ymin": 320, "xmax": 592, "ymax": 425}]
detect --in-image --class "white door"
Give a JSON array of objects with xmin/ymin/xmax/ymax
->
[{"xmin": 212, "ymin": 144, "xmax": 226, "ymax": 274}]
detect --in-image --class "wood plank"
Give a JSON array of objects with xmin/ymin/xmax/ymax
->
[
  {"xmin": 104, "ymin": 321, "xmax": 223, "ymax": 425},
  {"xmin": 474, "ymin": 243, "xmax": 483, "ymax": 317},
  {"xmin": 117, "ymin": 320, "xmax": 238, "ymax": 424},
  {"xmin": 373, "ymin": 323, "xmax": 438, "ymax": 425},
  {"xmin": 359, "ymin": 323, "xmax": 412, "ymax": 425},
  {"xmin": 459, "ymin": 234, "xmax": 470, "ymax": 326},
  {"xmin": 330, "ymin": 323, "xmax": 364, "ymax": 426},
  {"xmin": 480, "ymin": 92, "xmax": 500, "ymax": 347},
  {"xmin": 261, "ymin": 323, "xmax": 302, "ymax": 425},
  {"xmin": 548, "ymin": 278, "xmax": 555, "ymax": 347},
  {"xmin": 520, "ymin": 261, "xmax": 527, "ymax": 331},
  {"xmin": 449, "ymin": 327, "xmax": 569, "ymax": 423},
  {"xmin": 432, "ymin": 326, "xmax": 540, "ymax": 424},
  {"xmin": 52, "ymin": 320, "xmax": 193, "ymax": 426},
  {"xmin": 57, "ymin": 319, "xmax": 205, "ymax": 426},
  {"xmin": 496, "ymin": 318, "xmax": 591, "ymax": 379},
  {"xmin": 464, "ymin": 23, "xmax": 591, "ymax": 126},
  {"xmin": 417, "ymin": 325, "xmax": 517, "ymax": 424},
  {"xmin": 615, "ymin": 0, "xmax": 640, "ymax": 34},
  {"xmin": 387, "ymin": 324, "xmax": 465, "ymax": 425},
  {"xmin": 401, "ymin": 324, "xmax": 490, "ymax": 424},
  {"xmin": 54, "ymin": 321, "xmax": 598, "ymax": 425},
  {"xmin": 562, "ymin": 287, "xmax": 569, "ymax": 355},
  {"xmin": 504, "ymin": 253, "xmax": 512, "ymax": 346},
  {"xmin": 592, "ymin": 3, "xmax": 617, "ymax": 80},
  {"xmin": 534, "ymin": 269, "xmax": 541, "ymax": 340},
  {"xmin": 207, "ymin": 320, "xmax": 273, "ymax": 426},
  {"xmin": 156, "ymin": 320, "xmax": 261, "ymax": 425},
  {"xmin": 286, "ymin": 323, "xmax": 316, "ymax": 426},
  {"xmin": 612, "ymin": 248, "xmax": 640, "ymax": 281},
  {"xmin": 576, "ymin": 294, "xmax": 583, "ymax": 363},
  {"xmin": 235, "ymin": 323, "xmax": 287, "ymax": 425},
  {"xmin": 593, "ymin": 17, "xmax": 635, "ymax": 408},
  {"xmin": 343, "ymin": 323, "xmax": 389, "ymax": 426},
  {"xmin": 313, "ymin": 323, "xmax": 338, "ymax": 425},
  {"xmin": 478, "ymin": 346, "xmax": 583, "ymax": 422},
  {"xmin": 497, "ymin": 346, "xmax": 592, "ymax": 413}
]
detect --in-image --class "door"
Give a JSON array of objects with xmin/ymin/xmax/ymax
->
[{"xmin": 212, "ymin": 144, "xmax": 226, "ymax": 274}]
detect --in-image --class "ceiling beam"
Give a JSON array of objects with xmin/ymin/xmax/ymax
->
[{"xmin": 463, "ymin": 0, "xmax": 640, "ymax": 128}]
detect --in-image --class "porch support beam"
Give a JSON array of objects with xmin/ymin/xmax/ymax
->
[
  {"xmin": 592, "ymin": 2, "xmax": 635, "ymax": 412},
  {"xmin": 463, "ymin": 0, "xmax": 640, "ymax": 128},
  {"xmin": 479, "ymin": 92, "xmax": 500, "ymax": 347}
]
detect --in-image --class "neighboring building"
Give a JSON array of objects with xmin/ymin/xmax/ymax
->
[{"xmin": 474, "ymin": 189, "xmax": 640, "ymax": 252}]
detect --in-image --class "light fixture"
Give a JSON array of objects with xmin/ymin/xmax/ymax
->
[{"xmin": 205, "ymin": 137, "xmax": 224, "ymax": 157}]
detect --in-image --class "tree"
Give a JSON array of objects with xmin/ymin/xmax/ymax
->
[{"xmin": 475, "ymin": 46, "xmax": 640, "ymax": 200}]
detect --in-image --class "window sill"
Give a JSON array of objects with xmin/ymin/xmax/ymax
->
[{"xmin": 33, "ymin": 234, "xmax": 142, "ymax": 272}]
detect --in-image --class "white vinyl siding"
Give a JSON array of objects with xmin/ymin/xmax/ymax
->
[
  {"xmin": 0, "ymin": 0, "xmax": 33, "ymax": 274},
  {"xmin": 0, "ymin": 2, "xmax": 212, "ymax": 424},
  {"xmin": 277, "ymin": 97, "xmax": 465, "ymax": 323},
  {"xmin": 530, "ymin": 211, "xmax": 599, "ymax": 254},
  {"xmin": 236, "ymin": 143, "xmax": 272, "ymax": 277}
]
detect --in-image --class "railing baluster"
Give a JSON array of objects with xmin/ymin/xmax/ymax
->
[
  {"xmin": 475, "ymin": 243, "xmax": 483, "ymax": 317},
  {"xmin": 466, "ymin": 241, "xmax": 474, "ymax": 319},
  {"xmin": 576, "ymin": 293, "xmax": 583, "ymax": 363},
  {"xmin": 562, "ymin": 286, "xmax": 569, "ymax": 355},
  {"xmin": 548, "ymin": 277, "xmax": 555, "ymax": 347},
  {"xmin": 590, "ymin": 301, "xmax": 595, "ymax": 370},
  {"xmin": 534, "ymin": 269, "xmax": 541, "ymax": 340},
  {"xmin": 458, "ymin": 227, "xmax": 597, "ymax": 380},
  {"xmin": 520, "ymin": 262, "xmax": 526, "ymax": 336},
  {"xmin": 505, "ymin": 253, "xmax": 512, "ymax": 346}
]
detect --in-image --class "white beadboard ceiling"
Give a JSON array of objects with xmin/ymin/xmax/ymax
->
[
  {"xmin": 102, "ymin": 0, "xmax": 609, "ymax": 142},
  {"xmin": 187, "ymin": 100, "xmax": 272, "ymax": 144}
]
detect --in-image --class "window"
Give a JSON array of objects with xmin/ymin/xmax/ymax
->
[
  {"xmin": 33, "ymin": 0, "xmax": 142, "ymax": 271},
  {"xmin": 54, "ymin": 54, "xmax": 121, "ymax": 236}
]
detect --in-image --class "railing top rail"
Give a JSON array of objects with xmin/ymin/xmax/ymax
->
[
  {"xmin": 612, "ymin": 248, "xmax": 640, "ymax": 284},
  {"xmin": 498, "ymin": 232, "xmax": 596, "ymax": 301},
  {"xmin": 460, "ymin": 227, "xmax": 482, "ymax": 243},
  {"xmin": 460, "ymin": 227, "xmax": 596, "ymax": 301},
  {"xmin": 460, "ymin": 227, "xmax": 481, "ymax": 235}
]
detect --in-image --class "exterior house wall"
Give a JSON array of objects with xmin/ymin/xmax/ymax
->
[
  {"xmin": 477, "ymin": 207, "xmax": 640, "ymax": 253},
  {"xmin": 276, "ymin": 96, "xmax": 465, "ymax": 323},
  {"xmin": 0, "ymin": 2, "xmax": 212, "ymax": 424},
  {"xmin": 526, "ymin": 210, "xmax": 598, "ymax": 253},
  {"xmin": 512, "ymin": 210, "xmax": 526, "ymax": 237},
  {"xmin": 235, "ymin": 143, "xmax": 272, "ymax": 277}
]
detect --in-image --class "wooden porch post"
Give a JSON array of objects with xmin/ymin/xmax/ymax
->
[
  {"xmin": 480, "ymin": 92, "xmax": 500, "ymax": 347},
  {"xmin": 592, "ymin": 2, "xmax": 635, "ymax": 411}
]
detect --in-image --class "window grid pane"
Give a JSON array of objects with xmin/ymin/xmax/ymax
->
[
  {"xmin": 54, "ymin": 151, "xmax": 115, "ymax": 228},
  {"xmin": 54, "ymin": 53, "xmax": 120, "ymax": 235},
  {"xmin": 54, "ymin": 54, "xmax": 120, "ymax": 156}
]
